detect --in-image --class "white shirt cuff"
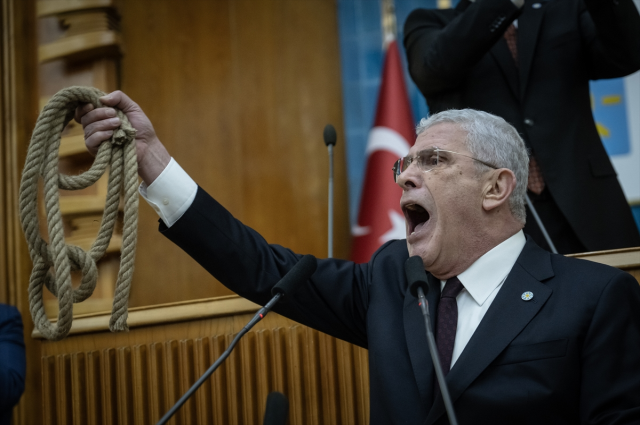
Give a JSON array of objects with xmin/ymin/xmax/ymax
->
[{"xmin": 138, "ymin": 158, "xmax": 198, "ymax": 228}]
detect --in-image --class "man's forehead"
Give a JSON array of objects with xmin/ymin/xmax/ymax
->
[{"xmin": 412, "ymin": 123, "xmax": 467, "ymax": 153}]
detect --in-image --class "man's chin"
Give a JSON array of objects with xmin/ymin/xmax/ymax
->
[{"xmin": 407, "ymin": 243, "xmax": 428, "ymax": 264}]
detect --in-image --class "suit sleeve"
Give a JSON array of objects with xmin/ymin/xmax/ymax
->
[
  {"xmin": 581, "ymin": 0, "xmax": 640, "ymax": 79},
  {"xmin": 579, "ymin": 272, "xmax": 640, "ymax": 424},
  {"xmin": 403, "ymin": 0, "xmax": 521, "ymax": 97},
  {"xmin": 160, "ymin": 187, "xmax": 371, "ymax": 348},
  {"xmin": 0, "ymin": 305, "xmax": 26, "ymax": 412}
]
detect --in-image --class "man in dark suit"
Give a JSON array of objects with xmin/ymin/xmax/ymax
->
[
  {"xmin": 404, "ymin": 0, "xmax": 640, "ymax": 254},
  {"xmin": 0, "ymin": 304, "xmax": 26, "ymax": 425},
  {"xmin": 77, "ymin": 92, "xmax": 640, "ymax": 424}
]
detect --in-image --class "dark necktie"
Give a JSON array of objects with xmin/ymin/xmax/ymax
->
[
  {"xmin": 503, "ymin": 23, "xmax": 546, "ymax": 194},
  {"xmin": 436, "ymin": 277, "xmax": 464, "ymax": 375},
  {"xmin": 503, "ymin": 23, "xmax": 518, "ymax": 65}
]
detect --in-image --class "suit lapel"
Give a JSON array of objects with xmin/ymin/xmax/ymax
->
[
  {"xmin": 518, "ymin": 1, "xmax": 547, "ymax": 99},
  {"xmin": 403, "ymin": 273, "xmax": 441, "ymax": 404},
  {"xmin": 425, "ymin": 240, "xmax": 555, "ymax": 425}
]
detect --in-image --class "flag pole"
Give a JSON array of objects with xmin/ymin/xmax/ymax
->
[{"xmin": 381, "ymin": 0, "xmax": 397, "ymax": 47}]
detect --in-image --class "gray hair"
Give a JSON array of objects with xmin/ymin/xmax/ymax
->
[{"xmin": 416, "ymin": 109, "xmax": 529, "ymax": 224}]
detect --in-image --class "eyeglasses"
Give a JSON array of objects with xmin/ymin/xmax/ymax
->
[{"xmin": 392, "ymin": 147, "xmax": 498, "ymax": 182}]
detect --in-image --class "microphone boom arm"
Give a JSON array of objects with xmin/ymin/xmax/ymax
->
[
  {"xmin": 417, "ymin": 287, "xmax": 459, "ymax": 425},
  {"xmin": 156, "ymin": 294, "xmax": 283, "ymax": 425}
]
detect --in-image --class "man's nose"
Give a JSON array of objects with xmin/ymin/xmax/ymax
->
[{"xmin": 396, "ymin": 163, "xmax": 422, "ymax": 189}]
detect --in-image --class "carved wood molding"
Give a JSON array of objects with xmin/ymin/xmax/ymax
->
[
  {"xmin": 36, "ymin": 0, "xmax": 113, "ymax": 17},
  {"xmin": 568, "ymin": 246, "xmax": 640, "ymax": 270},
  {"xmin": 38, "ymin": 30, "xmax": 120, "ymax": 63},
  {"xmin": 33, "ymin": 296, "xmax": 261, "ymax": 338}
]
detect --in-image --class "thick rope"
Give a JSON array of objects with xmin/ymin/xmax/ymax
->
[{"xmin": 19, "ymin": 86, "xmax": 139, "ymax": 341}]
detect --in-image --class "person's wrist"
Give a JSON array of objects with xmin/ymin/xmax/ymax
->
[{"xmin": 138, "ymin": 137, "xmax": 171, "ymax": 185}]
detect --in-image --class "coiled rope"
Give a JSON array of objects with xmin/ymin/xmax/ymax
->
[{"xmin": 19, "ymin": 86, "xmax": 139, "ymax": 341}]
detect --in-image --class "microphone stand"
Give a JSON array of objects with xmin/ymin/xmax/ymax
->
[
  {"xmin": 525, "ymin": 194, "xmax": 558, "ymax": 254},
  {"xmin": 328, "ymin": 142, "xmax": 334, "ymax": 258},
  {"xmin": 323, "ymin": 124, "xmax": 337, "ymax": 258},
  {"xmin": 156, "ymin": 254, "xmax": 317, "ymax": 425},
  {"xmin": 156, "ymin": 294, "xmax": 282, "ymax": 425},
  {"xmin": 416, "ymin": 287, "xmax": 459, "ymax": 425}
]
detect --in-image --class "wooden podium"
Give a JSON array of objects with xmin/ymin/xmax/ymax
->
[{"xmin": 33, "ymin": 248, "xmax": 640, "ymax": 425}]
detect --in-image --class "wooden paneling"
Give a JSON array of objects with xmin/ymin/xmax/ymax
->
[
  {"xmin": 0, "ymin": 0, "xmax": 41, "ymax": 424},
  {"xmin": 117, "ymin": 0, "xmax": 349, "ymax": 307},
  {"xmin": 39, "ymin": 312, "xmax": 370, "ymax": 425},
  {"xmin": 37, "ymin": 0, "xmax": 113, "ymax": 17}
]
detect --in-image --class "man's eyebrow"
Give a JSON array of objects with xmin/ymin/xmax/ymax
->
[{"xmin": 415, "ymin": 147, "xmax": 438, "ymax": 155}]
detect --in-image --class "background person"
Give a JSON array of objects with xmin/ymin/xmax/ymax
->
[
  {"xmin": 0, "ymin": 304, "xmax": 26, "ymax": 425},
  {"xmin": 403, "ymin": 0, "xmax": 640, "ymax": 254}
]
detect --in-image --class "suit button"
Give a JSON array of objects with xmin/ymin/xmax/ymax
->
[{"xmin": 524, "ymin": 118, "xmax": 534, "ymax": 126}]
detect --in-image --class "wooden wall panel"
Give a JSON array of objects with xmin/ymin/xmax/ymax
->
[
  {"xmin": 33, "ymin": 248, "xmax": 640, "ymax": 424},
  {"xmin": 117, "ymin": 0, "xmax": 349, "ymax": 307},
  {"xmin": 0, "ymin": 0, "xmax": 42, "ymax": 424},
  {"xmin": 40, "ymin": 313, "xmax": 370, "ymax": 425}
]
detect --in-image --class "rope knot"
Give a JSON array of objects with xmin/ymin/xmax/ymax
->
[
  {"xmin": 112, "ymin": 113, "xmax": 137, "ymax": 146},
  {"xmin": 19, "ymin": 86, "xmax": 139, "ymax": 341}
]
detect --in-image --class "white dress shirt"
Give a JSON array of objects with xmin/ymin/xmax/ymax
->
[
  {"xmin": 444, "ymin": 230, "xmax": 526, "ymax": 367},
  {"xmin": 140, "ymin": 159, "xmax": 527, "ymax": 370}
]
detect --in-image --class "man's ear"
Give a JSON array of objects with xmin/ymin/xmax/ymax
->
[{"xmin": 482, "ymin": 168, "xmax": 517, "ymax": 212}]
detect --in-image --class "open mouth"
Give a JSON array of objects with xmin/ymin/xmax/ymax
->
[{"xmin": 403, "ymin": 204, "xmax": 430, "ymax": 235}]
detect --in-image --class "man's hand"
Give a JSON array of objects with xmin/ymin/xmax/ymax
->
[{"xmin": 75, "ymin": 90, "xmax": 171, "ymax": 185}]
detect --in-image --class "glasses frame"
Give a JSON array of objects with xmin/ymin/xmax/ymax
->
[{"xmin": 392, "ymin": 147, "xmax": 498, "ymax": 182}]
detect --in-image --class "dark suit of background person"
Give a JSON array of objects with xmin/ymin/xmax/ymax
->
[
  {"xmin": 160, "ymin": 187, "xmax": 640, "ymax": 425},
  {"xmin": 0, "ymin": 304, "xmax": 26, "ymax": 425},
  {"xmin": 403, "ymin": 0, "xmax": 640, "ymax": 254}
]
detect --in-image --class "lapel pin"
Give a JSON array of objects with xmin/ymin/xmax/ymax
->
[
  {"xmin": 521, "ymin": 291, "xmax": 534, "ymax": 301},
  {"xmin": 532, "ymin": 3, "xmax": 542, "ymax": 8}
]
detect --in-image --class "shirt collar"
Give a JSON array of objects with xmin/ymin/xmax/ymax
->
[{"xmin": 441, "ymin": 230, "xmax": 526, "ymax": 306}]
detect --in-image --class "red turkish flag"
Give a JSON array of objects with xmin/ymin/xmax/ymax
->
[{"xmin": 350, "ymin": 40, "xmax": 416, "ymax": 263}]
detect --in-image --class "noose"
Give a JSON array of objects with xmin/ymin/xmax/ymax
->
[{"xmin": 19, "ymin": 86, "xmax": 139, "ymax": 341}]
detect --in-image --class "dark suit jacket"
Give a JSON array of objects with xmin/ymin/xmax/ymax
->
[
  {"xmin": 0, "ymin": 304, "xmax": 26, "ymax": 425},
  {"xmin": 162, "ymin": 188, "xmax": 640, "ymax": 424},
  {"xmin": 404, "ymin": 0, "xmax": 640, "ymax": 252}
]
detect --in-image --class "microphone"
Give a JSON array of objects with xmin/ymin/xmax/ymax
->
[
  {"xmin": 272, "ymin": 254, "xmax": 317, "ymax": 297},
  {"xmin": 263, "ymin": 391, "xmax": 289, "ymax": 425},
  {"xmin": 405, "ymin": 255, "xmax": 430, "ymax": 299},
  {"xmin": 157, "ymin": 255, "xmax": 317, "ymax": 425},
  {"xmin": 323, "ymin": 124, "xmax": 337, "ymax": 146},
  {"xmin": 323, "ymin": 124, "xmax": 337, "ymax": 258},
  {"xmin": 404, "ymin": 256, "xmax": 459, "ymax": 425}
]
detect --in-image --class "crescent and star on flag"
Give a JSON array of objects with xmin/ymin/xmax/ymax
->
[{"xmin": 349, "ymin": 0, "xmax": 416, "ymax": 263}]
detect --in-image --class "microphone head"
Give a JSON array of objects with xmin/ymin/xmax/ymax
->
[
  {"xmin": 404, "ymin": 256, "xmax": 430, "ymax": 299},
  {"xmin": 323, "ymin": 124, "xmax": 337, "ymax": 146},
  {"xmin": 271, "ymin": 255, "xmax": 317, "ymax": 298},
  {"xmin": 263, "ymin": 391, "xmax": 289, "ymax": 425}
]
